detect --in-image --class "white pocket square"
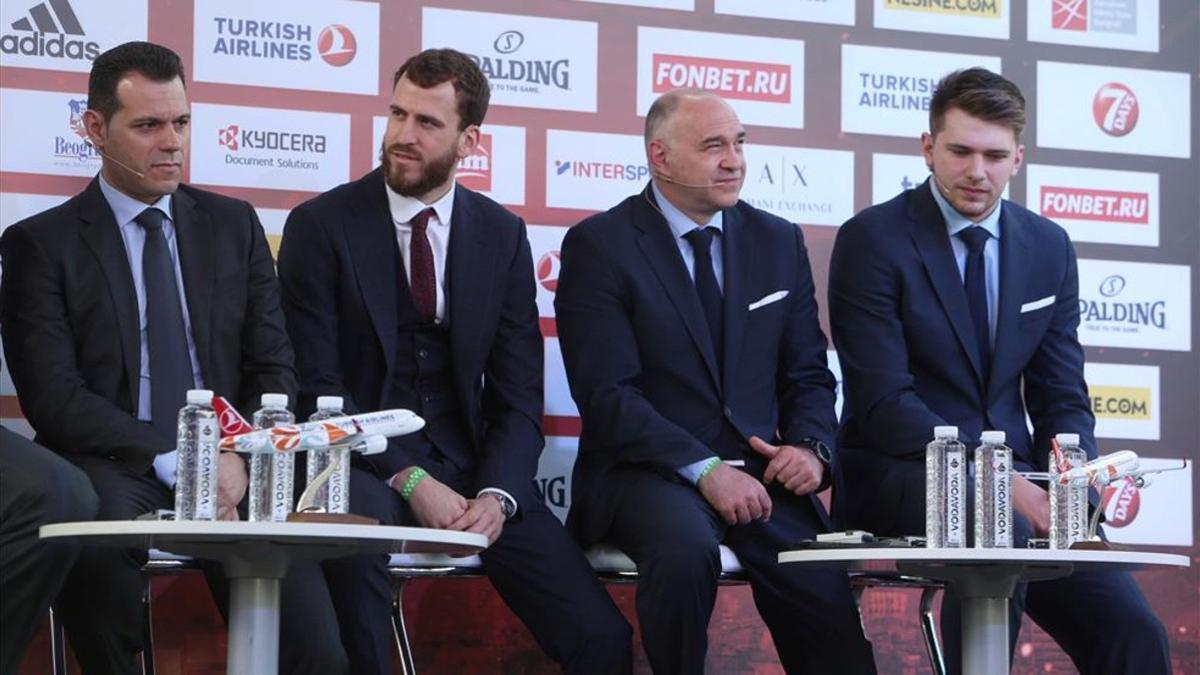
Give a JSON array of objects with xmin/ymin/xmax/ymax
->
[
  {"xmin": 1020, "ymin": 295, "xmax": 1056, "ymax": 313},
  {"xmin": 748, "ymin": 290, "xmax": 788, "ymax": 311}
]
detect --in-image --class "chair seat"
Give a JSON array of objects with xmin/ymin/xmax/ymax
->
[{"xmin": 584, "ymin": 543, "xmax": 744, "ymax": 575}]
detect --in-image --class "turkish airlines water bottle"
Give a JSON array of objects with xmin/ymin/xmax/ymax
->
[
  {"xmin": 306, "ymin": 396, "xmax": 350, "ymax": 514},
  {"xmin": 1049, "ymin": 433, "xmax": 1089, "ymax": 549},
  {"xmin": 974, "ymin": 430, "xmax": 1013, "ymax": 548},
  {"xmin": 249, "ymin": 393, "xmax": 295, "ymax": 522},
  {"xmin": 174, "ymin": 389, "xmax": 218, "ymax": 521},
  {"xmin": 925, "ymin": 426, "xmax": 967, "ymax": 548}
]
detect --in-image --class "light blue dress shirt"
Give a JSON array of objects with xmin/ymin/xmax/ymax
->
[
  {"xmin": 650, "ymin": 181, "xmax": 725, "ymax": 484},
  {"xmin": 929, "ymin": 179, "xmax": 1002, "ymax": 347},
  {"xmin": 99, "ymin": 173, "xmax": 204, "ymax": 487}
]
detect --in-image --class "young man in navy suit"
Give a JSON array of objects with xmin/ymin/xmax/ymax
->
[
  {"xmin": 829, "ymin": 68, "xmax": 1169, "ymax": 674},
  {"xmin": 554, "ymin": 89, "xmax": 876, "ymax": 674},
  {"xmin": 277, "ymin": 49, "xmax": 631, "ymax": 675}
]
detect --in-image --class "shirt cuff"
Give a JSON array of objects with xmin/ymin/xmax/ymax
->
[
  {"xmin": 678, "ymin": 456, "xmax": 720, "ymax": 485},
  {"xmin": 477, "ymin": 487, "xmax": 518, "ymax": 519},
  {"xmin": 153, "ymin": 449, "xmax": 178, "ymax": 489}
]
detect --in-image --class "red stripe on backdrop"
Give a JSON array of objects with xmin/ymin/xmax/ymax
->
[
  {"xmin": 539, "ymin": 316, "xmax": 557, "ymax": 338},
  {"xmin": 542, "ymin": 415, "xmax": 581, "ymax": 437},
  {"xmin": 0, "ymin": 395, "xmax": 22, "ymax": 418}
]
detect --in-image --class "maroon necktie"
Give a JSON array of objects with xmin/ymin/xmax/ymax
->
[{"xmin": 409, "ymin": 208, "xmax": 437, "ymax": 323}]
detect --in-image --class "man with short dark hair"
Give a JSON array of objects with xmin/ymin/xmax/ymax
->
[
  {"xmin": 278, "ymin": 48, "xmax": 632, "ymax": 675},
  {"xmin": 0, "ymin": 41, "xmax": 345, "ymax": 674},
  {"xmin": 554, "ymin": 88, "xmax": 876, "ymax": 674},
  {"xmin": 829, "ymin": 67, "xmax": 1170, "ymax": 674}
]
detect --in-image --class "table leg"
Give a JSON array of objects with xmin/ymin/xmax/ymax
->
[
  {"xmin": 960, "ymin": 595, "xmax": 1009, "ymax": 675},
  {"xmin": 227, "ymin": 577, "xmax": 281, "ymax": 675}
]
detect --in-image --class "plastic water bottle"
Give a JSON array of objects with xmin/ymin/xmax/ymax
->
[
  {"xmin": 306, "ymin": 396, "xmax": 350, "ymax": 514},
  {"xmin": 1049, "ymin": 433, "xmax": 1089, "ymax": 549},
  {"xmin": 925, "ymin": 426, "xmax": 967, "ymax": 548},
  {"xmin": 249, "ymin": 393, "xmax": 295, "ymax": 522},
  {"xmin": 974, "ymin": 430, "xmax": 1013, "ymax": 548},
  {"xmin": 174, "ymin": 389, "xmax": 218, "ymax": 521}
]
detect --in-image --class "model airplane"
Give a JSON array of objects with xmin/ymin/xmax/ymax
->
[
  {"xmin": 1021, "ymin": 446, "xmax": 1188, "ymax": 489},
  {"xmin": 212, "ymin": 395, "xmax": 424, "ymax": 455}
]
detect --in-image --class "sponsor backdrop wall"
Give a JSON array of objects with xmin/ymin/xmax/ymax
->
[{"xmin": 1, "ymin": 0, "xmax": 1197, "ymax": 672}]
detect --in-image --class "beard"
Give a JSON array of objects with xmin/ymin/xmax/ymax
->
[{"xmin": 380, "ymin": 141, "xmax": 460, "ymax": 198}]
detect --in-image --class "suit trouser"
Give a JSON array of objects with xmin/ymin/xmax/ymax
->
[
  {"xmin": 57, "ymin": 454, "xmax": 348, "ymax": 675},
  {"xmin": 0, "ymin": 429, "xmax": 98, "ymax": 674},
  {"xmin": 322, "ymin": 462, "xmax": 633, "ymax": 675},
  {"xmin": 604, "ymin": 467, "xmax": 877, "ymax": 675}
]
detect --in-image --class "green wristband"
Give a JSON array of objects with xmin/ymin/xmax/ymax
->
[
  {"xmin": 697, "ymin": 458, "xmax": 722, "ymax": 483},
  {"xmin": 399, "ymin": 467, "xmax": 428, "ymax": 501}
]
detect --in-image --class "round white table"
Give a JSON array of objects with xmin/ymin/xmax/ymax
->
[
  {"xmin": 41, "ymin": 520, "xmax": 487, "ymax": 675},
  {"xmin": 778, "ymin": 547, "xmax": 1189, "ymax": 675}
]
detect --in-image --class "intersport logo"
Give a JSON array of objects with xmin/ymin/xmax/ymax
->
[
  {"xmin": 1, "ymin": 0, "xmax": 99, "ymax": 61},
  {"xmin": 651, "ymin": 54, "xmax": 790, "ymax": 103},
  {"xmin": 1093, "ymin": 82, "xmax": 1138, "ymax": 137},
  {"xmin": 1040, "ymin": 186, "xmax": 1148, "ymax": 224}
]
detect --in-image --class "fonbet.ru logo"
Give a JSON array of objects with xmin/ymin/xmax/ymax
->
[
  {"xmin": 317, "ymin": 24, "xmax": 355, "ymax": 67},
  {"xmin": 1093, "ymin": 83, "xmax": 1138, "ymax": 137}
]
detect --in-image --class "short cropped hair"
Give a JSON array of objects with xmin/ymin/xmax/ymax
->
[
  {"xmin": 393, "ymin": 48, "xmax": 490, "ymax": 130},
  {"xmin": 929, "ymin": 67, "xmax": 1026, "ymax": 138},
  {"xmin": 88, "ymin": 41, "xmax": 186, "ymax": 121}
]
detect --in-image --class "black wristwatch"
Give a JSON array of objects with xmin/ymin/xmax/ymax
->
[
  {"xmin": 485, "ymin": 492, "xmax": 517, "ymax": 519},
  {"xmin": 799, "ymin": 437, "xmax": 833, "ymax": 465}
]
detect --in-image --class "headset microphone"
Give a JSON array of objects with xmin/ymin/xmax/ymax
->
[
  {"xmin": 651, "ymin": 170, "xmax": 728, "ymax": 190},
  {"xmin": 85, "ymin": 138, "xmax": 147, "ymax": 179}
]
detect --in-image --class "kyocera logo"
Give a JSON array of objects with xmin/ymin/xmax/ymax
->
[
  {"xmin": 219, "ymin": 124, "xmax": 240, "ymax": 151},
  {"xmin": 456, "ymin": 133, "xmax": 492, "ymax": 192},
  {"xmin": 652, "ymin": 53, "xmax": 790, "ymax": 103},
  {"xmin": 218, "ymin": 124, "xmax": 327, "ymax": 153},
  {"xmin": 317, "ymin": 24, "xmax": 355, "ymax": 67},
  {"xmin": 536, "ymin": 251, "xmax": 561, "ymax": 293},
  {"xmin": 1101, "ymin": 478, "xmax": 1141, "ymax": 527},
  {"xmin": 1093, "ymin": 83, "xmax": 1139, "ymax": 137}
]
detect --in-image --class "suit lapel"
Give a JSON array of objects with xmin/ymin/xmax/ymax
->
[
  {"xmin": 720, "ymin": 206, "xmax": 752, "ymax": 396},
  {"xmin": 173, "ymin": 188, "xmax": 217, "ymax": 382},
  {"xmin": 989, "ymin": 205, "xmax": 1028, "ymax": 400},
  {"xmin": 448, "ymin": 186, "xmax": 496, "ymax": 365},
  {"xmin": 635, "ymin": 186, "xmax": 721, "ymax": 390},
  {"xmin": 345, "ymin": 170, "xmax": 401, "ymax": 373},
  {"xmin": 76, "ymin": 179, "xmax": 141, "ymax": 405},
  {"xmin": 909, "ymin": 181, "xmax": 985, "ymax": 385}
]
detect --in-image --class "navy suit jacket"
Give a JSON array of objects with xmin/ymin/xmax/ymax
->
[
  {"xmin": 0, "ymin": 178, "xmax": 296, "ymax": 473},
  {"xmin": 277, "ymin": 169, "xmax": 544, "ymax": 508},
  {"xmin": 555, "ymin": 185, "xmax": 838, "ymax": 546},
  {"xmin": 828, "ymin": 180, "xmax": 1096, "ymax": 533}
]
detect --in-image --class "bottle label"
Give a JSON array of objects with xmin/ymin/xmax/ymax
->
[
  {"xmin": 945, "ymin": 447, "xmax": 965, "ymax": 547},
  {"xmin": 991, "ymin": 451, "xmax": 1012, "ymax": 547},
  {"xmin": 194, "ymin": 418, "xmax": 220, "ymax": 520}
]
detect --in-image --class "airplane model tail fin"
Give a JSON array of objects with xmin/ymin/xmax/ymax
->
[{"xmin": 213, "ymin": 395, "xmax": 254, "ymax": 437}]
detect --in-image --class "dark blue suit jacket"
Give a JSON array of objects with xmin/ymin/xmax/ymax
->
[
  {"xmin": 277, "ymin": 169, "xmax": 544, "ymax": 509},
  {"xmin": 555, "ymin": 185, "xmax": 838, "ymax": 546},
  {"xmin": 829, "ymin": 180, "xmax": 1096, "ymax": 534}
]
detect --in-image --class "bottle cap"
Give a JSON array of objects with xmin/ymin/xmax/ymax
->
[
  {"xmin": 316, "ymin": 396, "xmax": 344, "ymax": 411},
  {"xmin": 933, "ymin": 425, "xmax": 958, "ymax": 439},
  {"xmin": 1055, "ymin": 433, "xmax": 1080, "ymax": 446},
  {"xmin": 186, "ymin": 389, "xmax": 214, "ymax": 405},
  {"xmin": 261, "ymin": 393, "xmax": 288, "ymax": 408},
  {"xmin": 980, "ymin": 430, "xmax": 1006, "ymax": 444}
]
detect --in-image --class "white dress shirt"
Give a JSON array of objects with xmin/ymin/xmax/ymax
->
[{"xmin": 929, "ymin": 178, "xmax": 1002, "ymax": 347}]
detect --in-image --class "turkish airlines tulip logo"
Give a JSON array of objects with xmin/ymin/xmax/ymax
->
[
  {"xmin": 1092, "ymin": 83, "xmax": 1138, "ymax": 137},
  {"xmin": 317, "ymin": 24, "xmax": 356, "ymax": 67},
  {"xmin": 537, "ymin": 251, "xmax": 561, "ymax": 293}
]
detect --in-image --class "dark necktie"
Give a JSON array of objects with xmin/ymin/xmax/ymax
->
[
  {"xmin": 409, "ymin": 208, "xmax": 437, "ymax": 323},
  {"xmin": 136, "ymin": 207, "xmax": 191, "ymax": 441},
  {"xmin": 683, "ymin": 227, "xmax": 723, "ymax": 364},
  {"xmin": 957, "ymin": 226, "xmax": 992, "ymax": 374}
]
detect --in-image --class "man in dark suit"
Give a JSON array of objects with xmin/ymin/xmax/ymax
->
[
  {"xmin": 0, "ymin": 367, "xmax": 98, "ymax": 673},
  {"xmin": 829, "ymin": 68, "xmax": 1169, "ymax": 674},
  {"xmin": 0, "ymin": 41, "xmax": 345, "ymax": 675},
  {"xmin": 277, "ymin": 49, "xmax": 632, "ymax": 675},
  {"xmin": 554, "ymin": 89, "xmax": 876, "ymax": 674}
]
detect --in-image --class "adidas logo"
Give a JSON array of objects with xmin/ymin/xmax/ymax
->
[{"xmin": 2, "ymin": 0, "xmax": 100, "ymax": 60}]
